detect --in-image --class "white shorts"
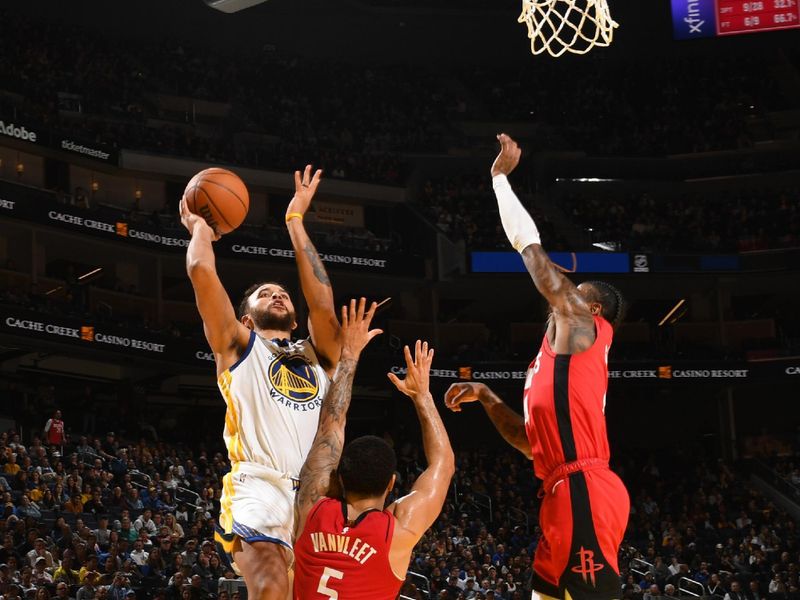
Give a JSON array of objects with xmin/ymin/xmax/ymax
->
[{"xmin": 217, "ymin": 462, "xmax": 298, "ymax": 566}]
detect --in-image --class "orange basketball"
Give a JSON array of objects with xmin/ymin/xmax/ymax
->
[{"xmin": 184, "ymin": 168, "xmax": 249, "ymax": 235}]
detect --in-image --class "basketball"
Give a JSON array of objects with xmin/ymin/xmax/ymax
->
[{"xmin": 183, "ymin": 168, "xmax": 250, "ymax": 235}]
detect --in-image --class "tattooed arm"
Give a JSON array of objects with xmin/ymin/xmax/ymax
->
[
  {"xmin": 491, "ymin": 134, "xmax": 595, "ymax": 354},
  {"xmin": 293, "ymin": 356, "xmax": 356, "ymax": 539},
  {"xmin": 286, "ymin": 165, "xmax": 340, "ymax": 372},
  {"xmin": 294, "ymin": 298, "xmax": 382, "ymax": 540},
  {"xmin": 445, "ymin": 382, "xmax": 532, "ymax": 459}
]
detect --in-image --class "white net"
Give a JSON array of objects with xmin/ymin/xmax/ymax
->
[{"xmin": 518, "ymin": 0, "xmax": 619, "ymax": 58}]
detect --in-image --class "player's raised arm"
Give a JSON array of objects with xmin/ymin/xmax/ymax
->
[
  {"xmin": 385, "ymin": 342, "xmax": 455, "ymax": 565},
  {"xmin": 285, "ymin": 165, "xmax": 340, "ymax": 373},
  {"xmin": 180, "ymin": 199, "xmax": 250, "ymax": 374},
  {"xmin": 491, "ymin": 134, "xmax": 590, "ymax": 319},
  {"xmin": 294, "ymin": 298, "xmax": 383, "ymax": 539},
  {"xmin": 444, "ymin": 382, "xmax": 532, "ymax": 459}
]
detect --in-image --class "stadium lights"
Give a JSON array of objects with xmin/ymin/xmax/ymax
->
[
  {"xmin": 591, "ymin": 242, "xmax": 618, "ymax": 251},
  {"xmin": 203, "ymin": 0, "xmax": 269, "ymax": 13},
  {"xmin": 658, "ymin": 299, "xmax": 686, "ymax": 327},
  {"xmin": 554, "ymin": 177, "xmax": 618, "ymax": 183},
  {"xmin": 45, "ymin": 286, "xmax": 63, "ymax": 296},
  {"xmin": 78, "ymin": 267, "xmax": 103, "ymax": 281}
]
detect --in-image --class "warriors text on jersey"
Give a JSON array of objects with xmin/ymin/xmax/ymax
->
[
  {"xmin": 293, "ymin": 498, "xmax": 404, "ymax": 600},
  {"xmin": 217, "ymin": 331, "xmax": 330, "ymax": 477}
]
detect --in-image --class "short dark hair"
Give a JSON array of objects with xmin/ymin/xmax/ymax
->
[
  {"xmin": 339, "ymin": 436, "xmax": 396, "ymax": 498},
  {"xmin": 236, "ymin": 281, "xmax": 290, "ymax": 319},
  {"xmin": 584, "ymin": 280, "xmax": 626, "ymax": 328}
]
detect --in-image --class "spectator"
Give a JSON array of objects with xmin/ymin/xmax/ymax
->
[
  {"xmin": 62, "ymin": 494, "xmax": 83, "ymax": 515},
  {"xmin": 43, "ymin": 411, "xmax": 66, "ymax": 452},
  {"xmin": 53, "ymin": 551, "xmax": 80, "ymax": 586},
  {"xmin": 129, "ymin": 541, "xmax": 148, "ymax": 569},
  {"xmin": 133, "ymin": 511, "xmax": 156, "ymax": 537},
  {"xmin": 725, "ymin": 581, "xmax": 746, "ymax": 600},
  {"xmin": 53, "ymin": 583, "xmax": 73, "ymax": 600},
  {"xmin": 31, "ymin": 558, "xmax": 52, "ymax": 586},
  {"xmin": 14, "ymin": 498, "xmax": 40, "ymax": 521},
  {"xmin": 75, "ymin": 571, "xmax": 98, "ymax": 600},
  {"xmin": 26, "ymin": 541, "xmax": 53, "ymax": 570}
]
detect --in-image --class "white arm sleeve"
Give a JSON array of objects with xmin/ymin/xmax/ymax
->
[{"xmin": 492, "ymin": 174, "xmax": 541, "ymax": 253}]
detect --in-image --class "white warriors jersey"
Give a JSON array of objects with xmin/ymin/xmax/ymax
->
[{"xmin": 217, "ymin": 331, "xmax": 330, "ymax": 479}]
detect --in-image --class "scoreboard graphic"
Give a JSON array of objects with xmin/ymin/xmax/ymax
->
[{"xmin": 672, "ymin": 0, "xmax": 799, "ymax": 38}]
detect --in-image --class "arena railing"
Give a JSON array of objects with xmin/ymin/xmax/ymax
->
[
  {"xmin": 403, "ymin": 570, "xmax": 431, "ymax": 599},
  {"xmin": 507, "ymin": 505, "xmax": 530, "ymax": 534},
  {"xmin": 629, "ymin": 557, "xmax": 654, "ymax": 579},
  {"xmin": 679, "ymin": 577, "xmax": 705, "ymax": 597}
]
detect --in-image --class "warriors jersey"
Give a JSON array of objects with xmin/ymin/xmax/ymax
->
[
  {"xmin": 217, "ymin": 331, "xmax": 330, "ymax": 479},
  {"xmin": 523, "ymin": 315, "xmax": 613, "ymax": 482},
  {"xmin": 293, "ymin": 498, "xmax": 404, "ymax": 600}
]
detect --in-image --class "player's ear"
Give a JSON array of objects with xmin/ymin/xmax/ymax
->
[
  {"xmin": 386, "ymin": 474, "xmax": 397, "ymax": 495},
  {"xmin": 240, "ymin": 314, "xmax": 254, "ymax": 330},
  {"xmin": 589, "ymin": 302, "xmax": 602, "ymax": 316}
]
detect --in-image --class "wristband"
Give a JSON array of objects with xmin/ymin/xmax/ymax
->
[{"xmin": 285, "ymin": 212, "xmax": 304, "ymax": 223}]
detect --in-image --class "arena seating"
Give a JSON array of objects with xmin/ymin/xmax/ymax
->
[{"xmin": 1, "ymin": 398, "xmax": 798, "ymax": 600}]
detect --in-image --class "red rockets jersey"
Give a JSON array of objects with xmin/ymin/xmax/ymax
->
[
  {"xmin": 293, "ymin": 497, "xmax": 404, "ymax": 600},
  {"xmin": 523, "ymin": 316, "xmax": 613, "ymax": 482}
]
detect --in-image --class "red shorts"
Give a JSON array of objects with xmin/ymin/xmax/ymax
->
[{"xmin": 532, "ymin": 465, "xmax": 629, "ymax": 600}]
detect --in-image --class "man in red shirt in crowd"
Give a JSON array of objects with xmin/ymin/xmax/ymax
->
[
  {"xmin": 293, "ymin": 299, "xmax": 455, "ymax": 600},
  {"xmin": 44, "ymin": 409, "xmax": 65, "ymax": 451},
  {"xmin": 446, "ymin": 135, "xmax": 630, "ymax": 600}
]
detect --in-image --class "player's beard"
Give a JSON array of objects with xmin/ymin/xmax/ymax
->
[{"xmin": 250, "ymin": 306, "xmax": 295, "ymax": 332}]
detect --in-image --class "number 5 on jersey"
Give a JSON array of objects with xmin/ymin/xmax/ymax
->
[{"xmin": 317, "ymin": 567, "xmax": 344, "ymax": 599}]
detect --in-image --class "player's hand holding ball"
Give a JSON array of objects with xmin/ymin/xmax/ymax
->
[
  {"xmin": 182, "ymin": 167, "xmax": 250, "ymax": 237},
  {"xmin": 180, "ymin": 197, "xmax": 220, "ymax": 242},
  {"xmin": 388, "ymin": 340, "xmax": 435, "ymax": 402},
  {"xmin": 444, "ymin": 382, "xmax": 490, "ymax": 412},
  {"xmin": 286, "ymin": 164, "xmax": 323, "ymax": 223},
  {"xmin": 490, "ymin": 133, "xmax": 522, "ymax": 178},
  {"xmin": 340, "ymin": 297, "xmax": 383, "ymax": 361}
]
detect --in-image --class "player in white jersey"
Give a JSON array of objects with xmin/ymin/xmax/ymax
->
[{"xmin": 180, "ymin": 165, "xmax": 341, "ymax": 600}]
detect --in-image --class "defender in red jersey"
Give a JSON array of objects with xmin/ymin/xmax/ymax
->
[
  {"xmin": 445, "ymin": 134, "xmax": 630, "ymax": 600},
  {"xmin": 293, "ymin": 299, "xmax": 455, "ymax": 600}
]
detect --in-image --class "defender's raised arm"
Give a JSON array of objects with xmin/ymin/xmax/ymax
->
[{"xmin": 285, "ymin": 165, "xmax": 341, "ymax": 372}]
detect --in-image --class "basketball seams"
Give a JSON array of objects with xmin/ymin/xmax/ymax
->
[
  {"xmin": 183, "ymin": 168, "xmax": 249, "ymax": 235},
  {"xmin": 201, "ymin": 177, "xmax": 249, "ymax": 213},
  {"xmin": 198, "ymin": 185, "xmax": 235, "ymax": 232}
]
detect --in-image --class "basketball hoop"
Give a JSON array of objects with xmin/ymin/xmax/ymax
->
[{"xmin": 518, "ymin": 0, "xmax": 618, "ymax": 58}]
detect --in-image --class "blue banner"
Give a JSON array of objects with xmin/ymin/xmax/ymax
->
[
  {"xmin": 671, "ymin": 0, "xmax": 717, "ymax": 39},
  {"xmin": 470, "ymin": 251, "xmax": 630, "ymax": 274}
]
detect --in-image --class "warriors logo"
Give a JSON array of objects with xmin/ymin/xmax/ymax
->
[{"xmin": 268, "ymin": 353, "xmax": 319, "ymax": 403}]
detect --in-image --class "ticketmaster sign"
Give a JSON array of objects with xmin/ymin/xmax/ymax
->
[{"xmin": 0, "ymin": 116, "xmax": 117, "ymax": 164}]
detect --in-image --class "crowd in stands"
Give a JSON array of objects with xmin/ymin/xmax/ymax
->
[
  {"xmin": 416, "ymin": 174, "xmax": 568, "ymax": 252},
  {"xmin": 558, "ymin": 186, "xmax": 800, "ymax": 253},
  {"xmin": 462, "ymin": 53, "xmax": 792, "ymax": 158},
  {"xmin": 413, "ymin": 170, "xmax": 800, "ymax": 254},
  {"xmin": 1, "ymin": 375, "xmax": 799, "ymax": 600},
  {"xmin": 1, "ymin": 9, "xmax": 797, "ymax": 188}
]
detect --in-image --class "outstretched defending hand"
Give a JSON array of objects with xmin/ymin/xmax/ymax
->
[
  {"xmin": 490, "ymin": 133, "xmax": 522, "ymax": 178},
  {"xmin": 387, "ymin": 340, "xmax": 434, "ymax": 400},
  {"xmin": 179, "ymin": 198, "xmax": 220, "ymax": 241},
  {"xmin": 444, "ymin": 382, "xmax": 489, "ymax": 412},
  {"xmin": 286, "ymin": 164, "xmax": 323, "ymax": 220},
  {"xmin": 340, "ymin": 298, "xmax": 383, "ymax": 361}
]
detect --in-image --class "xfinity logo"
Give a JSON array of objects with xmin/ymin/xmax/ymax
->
[
  {"xmin": 684, "ymin": 2, "xmax": 705, "ymax": 33},
  {"xmin": 672, "ymin": 0, "xmax": 715, "ymax": 39},
  {"xmin": 0, "ymin": 121, "xmax": 37, "ymax": 142}
]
